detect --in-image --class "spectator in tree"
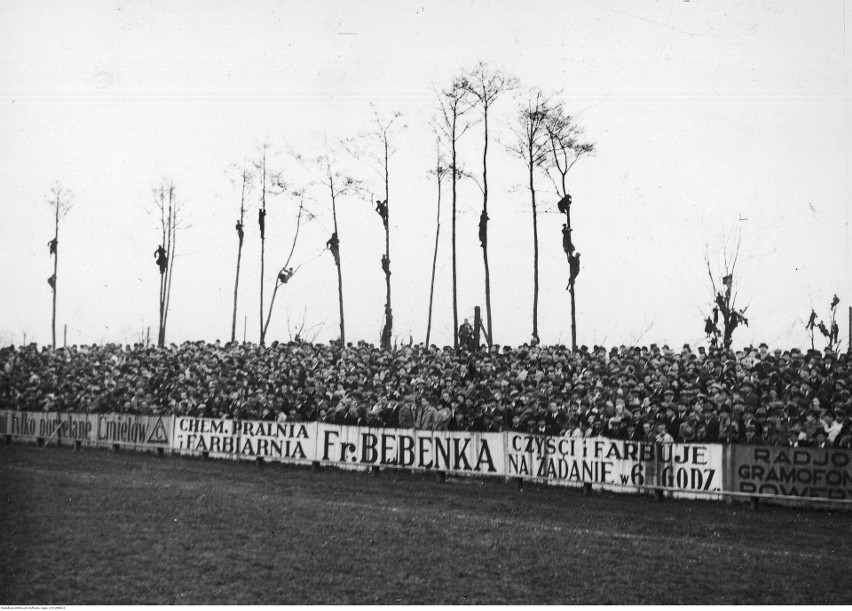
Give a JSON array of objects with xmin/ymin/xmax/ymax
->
[
  {"xmin": 478, "ymin": 209, "xmax": 488, "ymax": 248},
  {"xmin": 381, "ymin": 254, "xmax": 391, "ymax": 277},
  {"xmin": 326, "ymin": 232, "xmax": 340, "ymax": 266},
  {"xmin": 258, "ymin": 208, "xmax": 266, "ymax": 239},
  {"xmin": 235, "ymin": 220, "xmax": 244, "ymax": 243},
  {"xmin": 562, "ymin": 225, "xmax": 574, "ymax": 259},
  {"xmin": 375, "ymin": 200, "xmax": 388, "ymax": 227},
  {"xmin": 47, "ymin": 238, "xmax": 58, "ymax": 255},
  {"xmin": 278, "ymin": 268, "xmax": 294, "ymax": 284},
  {"xmin": 557, "ymin": 193, "xmax": 571, "ymax": 214},
  {"xmin": 154, "ymin": 245, "xmax": 168, "ymax": 274},
  {"xmin": 47, "ymin": 274, "xmax": 56, "ymax": 289},
  {"xmin": 567, "ymin": 252, "xmax": 580, "ymax": 289}
]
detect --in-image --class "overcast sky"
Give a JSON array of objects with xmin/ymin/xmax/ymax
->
[{"xmin": 1, "ymin": 0, "xmax": 850, "ymax": 351}]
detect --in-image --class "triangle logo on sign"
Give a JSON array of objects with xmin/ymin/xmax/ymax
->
[{"xmin": 146, "ymin": 417, "xmax": 169, "ymax": 444}]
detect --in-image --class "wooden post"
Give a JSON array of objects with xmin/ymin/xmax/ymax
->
[
  {"xmin": 146, "ymin": 326, "xmax": 150, "ymax": 348},
  {"xmin": 243, "ymin": 315, "xmax": 247, "ymax": 343},
  {"xmin": 63, "ymin": 324, "xmax": 67, "ymax": 348}
]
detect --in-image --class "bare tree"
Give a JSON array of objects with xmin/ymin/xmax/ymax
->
[
  {"xmin": 544, "ymin": 101, "xmax": 595, "ymax": 350},
  {"xmin": 462, "ymin": 62, "xmax": 517, "ymax": 347},
  {"xmin": 318, "ymin": 153, "xmax": 358, "ymax": 347},
  {"xmin": 426, "ymin": 137, "xmax": 450, "ymax": 347},
  {"xmin": 509, "ymin": 89, "xmax": 553, "ymax": 343},
  {"xmin": 434, "ymin": 77, "xmax": 472, "ymax": 349},
  {"xmin": 703, "ymin": 233, "xmax": 750, "ymax": 351},
  {"xmin": 345, "ymin": 109, "xmax": 403, "ymax": 350},
  {"xmin": 260, "ymin": 195, "xmax": 308, "ymax": 345},
  {"xmin": 46, "ymin": 183, "xmax": 73, "ymax": 349},
  {"xmin": 253, "ymin": 143, "xmax": 287, "ymax": 346},
  {"xmin": 230, "ymin": 162, "xmax": 253, "ymax": 343},
  {"xmin": 152, "ymin": 180, "xmax": 183, "ymax": 347}
]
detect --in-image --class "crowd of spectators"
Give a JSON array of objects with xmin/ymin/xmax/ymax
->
[{"xmin": 1, "ymin": 339, "xmax": 851, "ymax": 448}]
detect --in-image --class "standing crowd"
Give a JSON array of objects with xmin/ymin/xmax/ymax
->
[{"xmin": 1, "ymin": 339, "xmax": 850, "ymax": 448}]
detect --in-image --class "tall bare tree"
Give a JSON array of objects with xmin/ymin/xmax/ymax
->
[
  {"xmin": 434, "ymin": 78, "xmax": 472, "ymax": 349},
  {"xmin": 230, "ymin": 163, "xmax": 253, "ymax": 343},
  {"xmin": 426, "ymin": 138, "xmax": 449, "ymax": 347},
  {"xmin": 509, "ymin": 90, "xmax": 553, "ymax": 343},
  {"xmin": 46, "ymin": 183, "xmax": 73, "ymax": 349},
  {"xmin": 462, "ymin": 61, "xmax": 517, "ymax": 347},
  {"xmin": 703, "ymin": 233, "xmax": 750, "ymax": 351},
  {"xmin": 260, "ymin": 196, "xmax": 308, "ymax": 344},
  {"xmin": 253, "ymin": 143, "xmax": 287, "ymax": 346},
  {"xmin": 317, "ymin": 153, "xmax": 358, "ymax": 347},
  {"xmin": 544, "ymin": 102, "xmax": 595, "ymax": 350},
  {"xmin": 152, "ymin": 180, "xmax": 182, "ymax": 347},
  {"xmin": 345, "ymin": 109, "xmax": 402, "ymax": 350}
]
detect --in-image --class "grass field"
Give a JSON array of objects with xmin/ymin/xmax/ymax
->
[{"xmin": 1, "ymin": 444, "xmax": 851, "ymax": 604}]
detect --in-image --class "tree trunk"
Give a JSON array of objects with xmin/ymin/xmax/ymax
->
[
  {"xmin": 564, "ymin": 199, "xmax": 576, "ymax": 351},
  {"xmin": 451, "ymin": 117, "xmax": 459, "ymax": 350},
  {"xmin": 51, "ymin": 206, "xmax": 58, "ymax": 349},
  {"xmin": 231, "ymin": 237, "xmax": 243, "ymax": 343},
  {"xmin": 481, "ymin": 107, "xmax": 493, "ymax": 347},
  {"xmin": 381, "ymin": 138, "xmax": 393, "ymax": 350},
  {"xmin": 426, "ymin": 168, "xmax": 441, "ymax": 347},
  {"xmin": 330, "ymin": 181, "xmax": 345, "ymax": 346},
  {"xmin": 259, "ymin": 156, "xmax": 267, "ymax": 347},
  {"xmin": 570, "ymin": 283, "xmax": 577, "ymax": 351},
  {"xmin": 530, "ymin": 162, "xmax": 539, "ymax": 342},
  {"xmin": 231, "ymin": 178, "xmax": 247, "ymax": 343}
]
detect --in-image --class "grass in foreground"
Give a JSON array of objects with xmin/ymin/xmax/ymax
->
[{"xmin": 0, "ymin": 444, "xmax": 850, "ymax": 604}]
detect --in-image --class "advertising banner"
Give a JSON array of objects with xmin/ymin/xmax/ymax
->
[
  {"xmin": 92, "ymin": 413, "xmax": 173, "ymax": 450},
  {"xmin": 317, "ymin": 424, "xmax": 504, "ymax": 476},
  {"xmin": 7, "ymin": 411, "xmax": 94, "ymax": 445},
  {"xmin": 173, "ymin": 417, "xmax": 316, "ymax": 463},
  {"xmin": 504, "ymin": 434, "xmax": 723, "ymax": 496},
  {"xmin": 731, "ymin": 445, "xmax": 852, "ymax": 500}
]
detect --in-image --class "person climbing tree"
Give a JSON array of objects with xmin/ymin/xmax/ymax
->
[
  {"xmin": 278, "ymin": 267, "xmax": 294, "ymax": 284},
  {"xmin": 47, "ymin": 238, "xmax": 57, "ymax": 256},
  {"xmin": 235, "ymin": 220, "xmax": 244, "ymax": 243},
  {"xmin": 154, "ymin": 244, "xmax": 168, "ymax": 275},
  {"xmin": 375, "ymin": 199, "xmax": 388, "ymax": 228},
  {"xmin": 562, "ymin": 224, "xmax": 573, "ymax": 259},
  {"xmin": 326, "ymin": 232, "xmax": 340, "ymax": 267},
  {"xmin": 567, "ymin": 251, "xmax": 581, "ymax": 288},
  {"xmin": 381, "ymin": 254, "xmax": 391, "ymax": 277},
  {"xmin": 478, "ymin": 209, "xmax": 489, "ymax": 248},
  {"xmin": 258, "ymin": 207, "xmax": 266, "ymax": 240}
]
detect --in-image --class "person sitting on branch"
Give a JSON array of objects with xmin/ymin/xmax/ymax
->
[
  {"xmin": 235, "ymin": 220, "xmax": 244, "ymax": 243},
  {"xmin": 154, "ymin": 245, "xmax": 168, "ymax": 275},
  {"xmin": 47, "ymin": 238, "xmax": 58, "ymax": 256},
  {"xmin": 381, "ymin": 254, "xmax": 391, "ymax": 276},
  {"xmin": 47, "ymin": 274, "xmax": 56, "ymax": 290}
]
